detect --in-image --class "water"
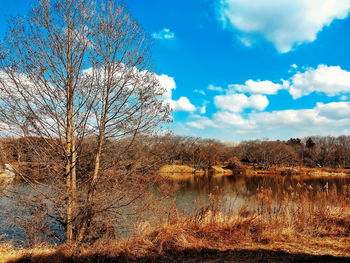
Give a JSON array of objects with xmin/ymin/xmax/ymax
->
[
  {"xmin": 0, "ymin": 182, "xmax": 66, "ymax": 245},
  {"xmin": 168, "ymin": 173, "xmax": 350, "ymax": 213},
  {"xmin": 1, "ymin": 173, "xmax": 350, "ymax": 243}
]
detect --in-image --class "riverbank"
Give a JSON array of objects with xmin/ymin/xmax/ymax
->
[
  {"xmin": 243, "ymin": 166, "xmax": 350, "ymax": 178},
  {"xmin": 159, "ymin": 164, "xmax": 233, "ymax": 175},
  {"xmin": 159, "ymin": 164, "xmax": 350, "ymax": 178}
]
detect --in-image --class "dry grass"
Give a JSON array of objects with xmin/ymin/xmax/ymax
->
[
  {"xmin": 0, "ymin": 243, "xmax": 55, "ymax": 263},
  {"xmin": 2, "ymin": 185, "xmax": 350, "ymax": 262},
  {"xmin": 210, "ymin": 166, "xmax": 233, "ymax": 175},
  {"xmin": 159, "ymin": 165, "xmax": 205, "ymax": 175},
  {"xmin": 241, "ymin": 166, "xmax": 350, "ymax": 178},
  {"xmin": 0, "ymin": 243, "xmax": 16, "ymax": 263},
  {"xmin": 159, "ymin": 164, "xmax": 232, "ymax": 176}
]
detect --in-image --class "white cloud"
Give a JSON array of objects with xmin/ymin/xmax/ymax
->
[
  {"xmin": 246, "ymin": 102, "xmax": 350, "ymax": 132},
  {"xmin": 229, "ymin": 79, "xmax": 285, "ymax": 95},
  {"xmin": 214, "ymin": 93, "xmax": 269, "ymax": 112},
  {"xmin": 187, "ymin": 116, "xmax": 217, "ymax": 129},
  {"xmin": 288, "ymin": 65, "xmax": 350, "ymax": 99},
  {"xmin": 238, "ymin": 36, "xmax": 253, "ymax": 47},
  {"xmin": 225, "ymin": 65, "xmax": 350, "ymax": 99},
  {"xmin": 169, "ymin": 97, "xmax": 196, "ymax": 112},
  {"xmin": 316, "ymin": 101, "xmax": 350, "ymax": 120},
  {"xmin": 251, "ymin": 109, "xmax": 323, "ymax": 128},
  {"xmin": 157, "ymin": 74, "xmax": 176, "ymax": 100},
  {"xmin": 193, "ymin": 89, "xmax": 206, "ymax": 95},
  {"xmin": 152, "ymin": 28, "xmax": 175, "ymax": 40},
  {"xmin": 213, "ymin": 111, "xmax": 252, "ymax": 128},
  {"xmin": 193, "ymin": 64, "xmax": 350, "ymax": 139},
  {"xmin": 199, "ymin": 105, "xmax": 206, "ymax": 114},
  {"xmin": 218, "ymin": 0, "xmax": 350, "ymax": 53},
  {"xmin": 208, "ymin": 84, "xmax": 223, "ymax": 92},
  {"xmin": 157, "ymin": 74, "xmax": 196, "ymax": 112},
  {"xmin": 186, "ymin": 101, "xmax": 350, "ymax": 139}
]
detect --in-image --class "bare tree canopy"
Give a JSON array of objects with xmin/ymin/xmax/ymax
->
[{"xmin": 0, "ymin": 0, "xmax": 170, "ymax": 243}]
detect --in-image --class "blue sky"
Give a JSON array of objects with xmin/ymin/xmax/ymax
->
[{"xmin": 2, "ymin": 0, "xmax": 350, "ymax": 142}]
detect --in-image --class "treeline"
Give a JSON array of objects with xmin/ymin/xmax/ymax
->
[
  {"xmin": 147, "ymin": 135, "xmax": 350, "ymax": 169},
  {"xmin": 1, "ymin": 135, "xmax": 350, "ymax": 176}
]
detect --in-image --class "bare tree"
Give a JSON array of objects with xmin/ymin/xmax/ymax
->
[{"xmin": 0, "ymin": 0, "xmax": 170, "ymax": 243}]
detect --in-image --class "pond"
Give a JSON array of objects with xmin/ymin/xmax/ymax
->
[{"xmin": 1, "ymin": 173, "xmax": 350, "ymax": 244}]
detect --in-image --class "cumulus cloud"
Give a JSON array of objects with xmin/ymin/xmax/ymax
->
[
  {"xmin": 214, "ymin": 93, "xmax": 269, "ymax": 112},
  {"xmin": 251, "ymin": 109, "xmax": 322, "ymax": 128},
  {"xmin": 187, "ymin": 116, "xmax": 217, "ymax": 129},
  {"xmin": 213, "ymin": 111, "xmax": 252, "ymax": 127},
  {"xmin": 157, "ymin": 74, "xmax": 196, "ymax": 112},
  {"xmin": 157, "ymin": 74, "xmax": 176, "ymax": 100},
  {"xmin": 208, "ymin": 84, "xmax": 223, "ymax": 92},
  {"xmin": 187, "ymin": 101, "xmax": 350, "ymax": 138},
  {"xmin": 169, "ymin": 97, "xmax": 196, "ymax": 112},
  {"xmin": 225, "ymin": 65, "xmax": 350, "ymax": 99},
  {"xmin": 288, "ymin": 65, "xmax": 350, "ymax": 98},
  {"xmin": 218, "ymin": 0, "xmax": 350, "ymax": 53},
  {"xmin": 316, "ymin": 101, "xmax": 350, "ymax": 120},
  {"xmin": 229, "ymin": 79, "xmax": 286, "ymax": 95},
  {"xmin": 245, "ymin": 102, "xmax": 350, "ymax": 132},
  {"xmin": 152, "ymin": 28, "xmax": 175, "ymax": 40}
]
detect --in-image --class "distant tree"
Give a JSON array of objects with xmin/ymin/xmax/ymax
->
[
  {"xmin": 286, "ymin": 138, "xmax": 302, "ymax": 146},
  {"xmin": 305, "ymin": 138, "xmax": 316, "ymax": 149},
  {"xmin": 302, "ymin": 137, "xmax": 317, "ymax": 167},
  {"xmin": 192, "ymin": 140, "xmax": 225, "ymax": 169}
]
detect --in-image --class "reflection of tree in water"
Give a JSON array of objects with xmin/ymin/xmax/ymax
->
[
  {"xmin": 239, "ymin": 175, "xmax": 350, "ymax": 197},
  {"xmin": 303, "ymin": 177, "xmax": 349, "ymax": 192},
  {"xmin": 179, "ymin": 175, "xmax": 243, "ymax": 194},
  {"xmin": 173, "ymin": 174, "xmax": 350, "ymax": 213}
]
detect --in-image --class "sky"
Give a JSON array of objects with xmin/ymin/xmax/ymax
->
[{"xmin": 2, "ymin": 0, "xmax": 350, "ymax": 142}]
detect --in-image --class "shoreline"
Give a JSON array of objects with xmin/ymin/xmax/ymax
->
[{"xmin": 159, "ymin": 164, "xmax": 350, "ymax": 179}]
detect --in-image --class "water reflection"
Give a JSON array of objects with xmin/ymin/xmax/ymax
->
[{"xmin": 169, "ymin": 173, "xmax": 350, "ymax": 212}]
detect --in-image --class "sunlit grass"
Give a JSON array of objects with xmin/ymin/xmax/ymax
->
[{"xmin": 159, "ymin": 164, "xmax": 205, "ymax": 175}]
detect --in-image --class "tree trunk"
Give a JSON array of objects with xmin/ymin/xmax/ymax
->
[
  {"xmin": 65, "ymin": 105, "xmax": 74, "ymax": 242},
  {"xmin": 65, "ymin": 25, "xmax": 77, "ymax": 243}
]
